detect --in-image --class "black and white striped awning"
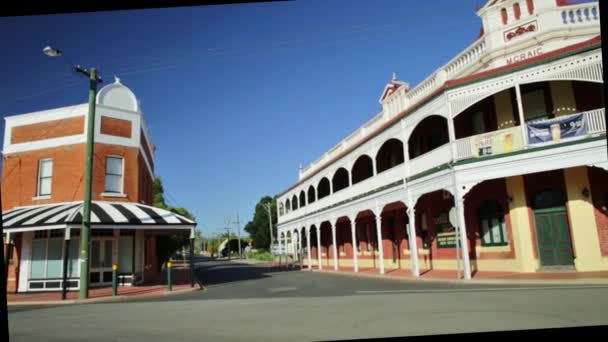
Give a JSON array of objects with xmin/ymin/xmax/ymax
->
[{"xmin": 2, "ymin": 201, "xmax": 196, "ymax": 233}]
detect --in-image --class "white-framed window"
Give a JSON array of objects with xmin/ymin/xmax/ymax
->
[
  {"xmin": 30, "ymin": 229, "xmax": 80, "ymax": 280},
  {"xmin": 105, "ymin": 156, "xmax": 124, "ymax": 193},
  {"xmin": 479, "ymin": 200, "xmax": 509, "ymax": 246},
  {"xmin": 37, "ymin": 158, "xmax": 53, "ymax": 197}
]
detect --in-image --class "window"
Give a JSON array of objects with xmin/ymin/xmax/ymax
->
[
  {"xmin": 420, "ymin": 212, "xmax": 430, "ymax": 249},
  {"xmin": 31, "ymin": 230, "xmax": 80, "ymax": 279},
  {"xmin": 105, "ymin": 156, "xmax": 124, "ymax": 193},
  {"xmin": 479, "ymin": 200, "xmax": 508, "ymax": 246},
  {"xmin": 37, "ymin": 159, "xmax": 53, "ymax": 196}
]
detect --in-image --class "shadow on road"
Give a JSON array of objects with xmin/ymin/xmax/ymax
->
[{"xmin": 193, "ymin": 256, "xmax": 300, "ymax": 287}]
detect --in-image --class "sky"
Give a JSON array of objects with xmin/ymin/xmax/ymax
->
[{"xmin": 1, "ymin": 0, "xmax": 526, "ymax": 237}]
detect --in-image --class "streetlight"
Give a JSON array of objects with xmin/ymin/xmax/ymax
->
[{"xmin": 44, "ymin": 46, "xmax": 102, "ymax": 299}]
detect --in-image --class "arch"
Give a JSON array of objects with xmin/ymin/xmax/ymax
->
[
  {"xmin": 291, "ymin": 195, "xmax": 298, "ymax": 210},
  {"xmin": 279, "ymin": 202, "xmax": 284, "ymax": 216},
  {"xmin": 332, "ymin": 168, "xmax": 349, "ymax": 193},
  {"xmin": 308, "ymin": 185, "xmax": 316, "ymax": 204},
  {"xmin": 285, "ymin": 199, "xmax": 291, "ymax": 213},
  {"xmin": 408, "ymin": 115, "xmax": 449, "ymax": 159},
  {"xmin": 317, "ymin": 177, "xmax": 330, "ymax": 199},
  {"xmin": 375, "ymin": 138, "xmax": 404, "ymax": 173},
  {"xmin": 351, "ymin": 155, "xmax": 374, "ymax": 185},
  {"xmin": 299, "ymin": 190, "xmax": 306, "ymax": 208}
]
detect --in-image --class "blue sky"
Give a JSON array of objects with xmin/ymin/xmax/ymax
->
[{"xmin": 1, "ymin": 0, "xmax": 512, "ymax": 237}]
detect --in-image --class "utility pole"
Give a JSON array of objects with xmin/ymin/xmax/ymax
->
[
  {"xmin": 261, "ymin": 201, "xmax": 274, "ymax": 251},
  {"xmin": 233, "ymin": 213, "xmax": 242, "ymax": 259},
  {"xmin": 224, "ymin": 217, "xmax": 232, "ymax": 261}
]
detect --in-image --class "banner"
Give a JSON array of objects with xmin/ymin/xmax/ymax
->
[{"xmin": 527, "ymin": 113, "xmax": 587, "ymax": 145}]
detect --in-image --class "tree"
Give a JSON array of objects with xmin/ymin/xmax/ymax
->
[
  {"xmin": 244, "ymin": 196, "xmax": 277, "ymax": 250},
  {"xmin": 152, "ymin": 176, "xmax": 197, "ymax": 267}
]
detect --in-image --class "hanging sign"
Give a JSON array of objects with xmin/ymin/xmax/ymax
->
[{"xmin": 527, "ymin": 113, "xmax": 587, "ymax": 145}]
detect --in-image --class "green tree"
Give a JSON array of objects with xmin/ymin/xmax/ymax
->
[
  {"xmin": 152, "ymin": 176, "xmax": 197, "ymax": 268},
  {"xmin": 244, "ymin": 196, "xmax": 277, "ymax": 250}
]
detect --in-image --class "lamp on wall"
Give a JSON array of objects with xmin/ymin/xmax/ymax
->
[{"xmin": 581, "ymin": 187, "xmax": 590, "ymax": 198}]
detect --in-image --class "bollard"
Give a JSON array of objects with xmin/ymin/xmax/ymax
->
[
  {"xmin": 112, "ymin": 264, "xmax": 118, "ymax": 296},
  {"xmin": 167, "ymin": 261, "xmax": 173, "ymax": 292}
]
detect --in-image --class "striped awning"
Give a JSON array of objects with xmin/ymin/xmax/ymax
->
[{"xmin": 2, "ymin": 201, "xmax": 196, "ymax": 233}]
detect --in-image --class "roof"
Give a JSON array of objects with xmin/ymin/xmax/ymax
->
[{"xmin": 2, "ymin": 201, "xmax": 196, "ymax": 232}]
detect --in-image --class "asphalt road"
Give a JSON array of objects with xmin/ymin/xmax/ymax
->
[{"xmin": 8, "ymin": 257, "xmax": 608, "ymax": 341}]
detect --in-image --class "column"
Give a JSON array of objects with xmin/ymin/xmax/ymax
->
[
  {"xmin": 447, "ymin": 112, "xmax": 457, "ymax": 159},
  {"xmin": 189, "ymin": 237, "xmax": 195, "ymax": 288},
  {"xmin": 455, "ymin": 197, "xmax": 472, "ymax": 280},
  {"xmin": 350, "ymin": 215, "xmax": 359, "ymax": 272},
  {"xmin": 374, "ymin": 213, "xmax": 385, "ymax": 274},
  {"xmin": 515, "ymin": 83, "xmax": 529, "ymax": 146},
  {"xmin": 407, "ymin": 207, "xmax": 420, "ymax": 277},
  {"xmin": 331, "ymin": 222, "xmax": 338, "ymax": 271},
  {"xmin": 505, "ymin": 176, "xmax": 537, "ymax": 272},
  {"xmin": 306, "ymin": 227, "xmax": 312, "ymax": 271},
  {"xmin": 316, "ymin": 225, "xmax": 322, "ymax": 270},
  {"xmin": 277, "ymin": 230, "xmax": 282, "ymax": 266}
]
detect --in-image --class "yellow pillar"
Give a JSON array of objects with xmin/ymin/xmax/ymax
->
[
  {"xmin": 506, "ymin": 175, "xmax": 538, "ymax": 272},
  {"xmin": 494, "ymin": 89, "xmax": 517, "ymax": 130},
  {"xmin": 563, "ymin": 167, "xmax": 608, "ymax": 271},
  {"xmin": 550, "ymin": 81, "xmax": 577, "ymax": 117}
]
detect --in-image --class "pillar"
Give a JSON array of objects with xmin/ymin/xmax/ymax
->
[
  {"xmin": 505, "ymin": 175, "xmax": 537, "ymax": 272},
  {"xmin": 331, "ymin": 222, "xmax": 338, "ymax": 271},
  {"xmin": 515, "ymin": 83, "xmax": 529, "ymax": 146},
  {"xmin": 455, "ymin": 196, "xmax": 472, "ymax": 280},
  {"xmin": 316, "ymin": 225, "xmax": 322, "ymax": 270},
  {"xmin": 306, "ymin": 227, "xmax": 312, "ymax": 271},
  {"xmin": 564, "ymin": 167, "xmax": 607, "ymax": 271},
  {"xmin": 407, "ymin": 207, "xmax": 420, "ymax": 277},
  {"xmin": 375, "ymin": 212, "xmax": 385, "ymax": 274},
  {"xmin": 350, "ymin": 215, "xmax": 359, "ymax": 272}
]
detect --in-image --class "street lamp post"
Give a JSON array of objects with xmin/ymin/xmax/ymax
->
[
  {"xmin": 44, "ymin": 46, "xmax": 102, "ymax": 299},
  {"xmin": 261, "ymin": 202, "xmax": 274, "ymax": 251}
]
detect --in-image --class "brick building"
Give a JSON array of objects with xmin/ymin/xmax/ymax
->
[
  {"xmin": 276, "ymin": 0, "xmax": 608, "ymax": 278},
  {"xmin": 2, "ymin": 77, "xmax": 196, "ymax": 293}
]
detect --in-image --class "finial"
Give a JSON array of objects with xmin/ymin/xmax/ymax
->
[
  {"xmin": 392, "ymin": 72, "xmax": 397, "ymax": 81},
  {"xmin": 114, "ymin": 75, "xmax": 121, "ymax": 84}
]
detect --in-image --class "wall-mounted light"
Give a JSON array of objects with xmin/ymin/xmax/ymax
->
[{"xmin": 581, "ymin": 187, "xmax": 590, "ymax": 198}]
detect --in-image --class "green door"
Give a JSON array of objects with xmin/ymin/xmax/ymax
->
[{"xmin": 534, "ymin": 206, "xmax": 574, "ymax": 266}]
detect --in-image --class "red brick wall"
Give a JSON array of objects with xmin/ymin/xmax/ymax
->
[
  {"xmin": 2, "ymin": 143, "xmax": 145, "ymax": 211},
  {"xmin": 380, "ymin": 204, "xmax": 408, "ymax": 262},
  {"xmin": 141, "ymin": 130, "xmax": 154, "ymax": 171},
  {"xmin": 11, "ymin": 116, "xmax": 84, "ymax": 144},
  {"xmin": 588, "ymin": 167, "xmax": 608, "ymax": 256},
  {"xmin": 137, "ymin": 154, "xmax": 153, "ymax": 205},
  {"xmin": 355, "ymin": 212, "xmax": 378, "ymax": 260},
  {"xmin": 100, "ymin": 116, "xmax": 132, "ymax": 138},
  {"xmin": 464, "ymin": 178, "xmax": 516, "ymax": 259}
]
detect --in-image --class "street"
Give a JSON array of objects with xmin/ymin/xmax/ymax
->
[{"xmin": 8, "ymin": 257, "xmax": 608, "ymax": 341}]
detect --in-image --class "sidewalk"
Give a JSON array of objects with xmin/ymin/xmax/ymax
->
[
  {"xmin": 299, "ymin": 265, "xmax": 608, "ymax": 285},
  {"xmin": 8, "ymin": 269, "xmax": 202, "ymax": 306}
]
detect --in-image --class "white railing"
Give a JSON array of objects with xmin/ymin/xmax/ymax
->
[
  {"xmin": 445, "ymin": 39, "xmax": 487, "ymax": 79},
  {"xmin": 585, "ymin": 108, "xmax": 606, "ymax": 134},
  {"xmin": 561, "ymin": 2, "xmax": 599, "ymax": 25},
  {"xmin": 408, "ymin": 143, "xmax": 453, "ymax": 176},
  {"xmin": 454, "ymin": 126, "xmax": 523, "ymax": 161}
]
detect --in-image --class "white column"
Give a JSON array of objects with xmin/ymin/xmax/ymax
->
[
  {"xmin": 455, "ymin": 197, "xmax": 472, "ymax": 280},
  {"xmin": 407, "ymin": 207, "xmax": 420, "ymax": 277},
  {"xmin": 316, "ymin": 225, "xmax": 322, "ymax": 270},
  {"xmin": 306, "ymin": 227, "xmax": 312, "ymax": 271},
  {"xmin": 515, "ymin": 83, "xmax": 529, "ymax": 146},
  {"xmin": 331, "ymin": 221, "xmax": 338, "ymax": 271},
  {"xmin": 277, "ymin": 230, "xmax": 283, "ymax": 266},
  {"xmin": 447, "ymin": 111, "xmax": 457, "ymax": 160},
  {"xmin": 374, "ymin": 212, "xmax": 385, "ymax": 274},
  {"xmin": 350, "ymin": 215, "xmax": 359, "ymax": 272}
]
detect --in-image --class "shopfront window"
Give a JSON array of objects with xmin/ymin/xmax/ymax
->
[{"xmin": 479, "ymin": 200, "xmax": 508, "ymax": 246}]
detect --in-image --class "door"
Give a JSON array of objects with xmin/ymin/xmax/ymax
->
[
  {"xmin": 90, "ymin": 238, "xmax": 114, "ymax": 286},
  {"xmin": 532, "ymin": 190, "xmax": 574, "ymax": 267}
]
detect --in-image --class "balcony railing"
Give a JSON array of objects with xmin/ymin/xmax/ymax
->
[
  {"xmin": 279, "ymin": 108, "xmax": 606, "ymax": 224},
  {"xmin": 561, "ymin": 2, "xmax": 599, "ymax": 25}
]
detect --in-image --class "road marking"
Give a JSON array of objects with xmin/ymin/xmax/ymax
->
[
  {"xmin": 356, "ymin": 285, "xmax": 608, "ymax": 294},
  {"xmin": 268, "ymin": 287, "xmax": 298, "ymax": 292}
]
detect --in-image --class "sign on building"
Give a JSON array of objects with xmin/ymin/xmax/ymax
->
[{"xmin": 527, "ymin": 113, "xmax": 587, "ymax": 145}]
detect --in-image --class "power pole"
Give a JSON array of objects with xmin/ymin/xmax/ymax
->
[
  {"xmin": 261, "ymin": 202, "xmax": 274, "ymax": 251},
  {"xmin": 233, "ymin": 213, "xmax": 242, "ymax": 259},
  {"xmin": 224, "ymin": 217, "xmax": 232, "ymax": 261}
]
